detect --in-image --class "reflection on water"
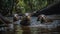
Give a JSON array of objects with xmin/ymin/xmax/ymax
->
[
  {"xmin": 20, "ymin": 17, "xmax": 60, "ymax": 34},
  {"xmin": 0, "ymin": 17, "xmax": 60, "ymax": 34},
  {"xmin": 20, "ymin": 26, "xmax": 31, "ymax": 34}
]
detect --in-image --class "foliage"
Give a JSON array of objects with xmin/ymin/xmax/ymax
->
[
  {"xmin": 0, "ymin": 0, "xmax": 14, "ymax": 16},
  {"xmin": 0, "ymin": 0, "xmax": 59, "ymax": 15},
  {"xmin": 14, "ymin": 0, "xmax": 48, "ymax": 14}
]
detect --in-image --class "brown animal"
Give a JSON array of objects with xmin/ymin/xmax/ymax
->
[
  {"xmin": 20, "ymin": 16, "xmax": 31, "ymax": 34},
  {"xmin": 13, "ymin": 14, "xmax": 19, "ymax": 22},
  {"xmin": 20, "ymin": 16, "xmax": 30, "ymax": 26},
  {"xmin": 37, "ymin": 14, "xmax": 53, "ymax": 23}
]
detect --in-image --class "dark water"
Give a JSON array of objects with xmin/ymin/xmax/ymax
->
[
  {"xmin": 1, "ymin": 16, "xmax": 60, "ymax": 34},
  {"xmin": 19, "ymin": 17, "xmax": 60, "ymax": 34},
  {"xmin": 28, "ymin": 17, "xmax": 60, "ymax": 34}
]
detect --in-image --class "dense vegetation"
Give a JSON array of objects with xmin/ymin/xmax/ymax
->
[
  {"xmin": 0, "ymin": 0, "xmax": 14, "ymax": 16},
  {"xmin": 0, "ymin": 0, "xmax": 59, "ymax": 16}
]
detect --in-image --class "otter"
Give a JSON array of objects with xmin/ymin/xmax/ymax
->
[
  {"xmin": 37, "ymin": 14, "xmax": 53, "ymax": 23},
  {"xmin": 20, "ymin": 16, "xmax": 30, "ymax": 26},
  {"xmin": 37, "ymin": 15, "xmax": 45, "ymax": 23}
]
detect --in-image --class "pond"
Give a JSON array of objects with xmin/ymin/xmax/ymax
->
[
  {"xmin": 15, "ymin": 16, "xmax": 60, "ymax": 34},
  {"xmin": 1, "ymin": 16, "xmax": 60, "ymax": 34}
]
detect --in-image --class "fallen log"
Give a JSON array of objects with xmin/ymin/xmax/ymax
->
[{"xmin": 0, "ymin": 13, "xmax": 11, "ymax": 24}]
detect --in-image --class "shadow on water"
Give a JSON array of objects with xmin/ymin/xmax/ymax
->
[
  {"xmin": 20, "ymin": 26, "xmax": 31, "ymax": 34},
  {"xmin": 21, "ymin": 17, "xmax": 60, "ymax": 34},
  {"xmin": 0, "ymin": 17, "xmax": 60, "ymax": 34},
  {"xmin": 19, "ymin": 17, "xmax": 60, "ymax": 34}
]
